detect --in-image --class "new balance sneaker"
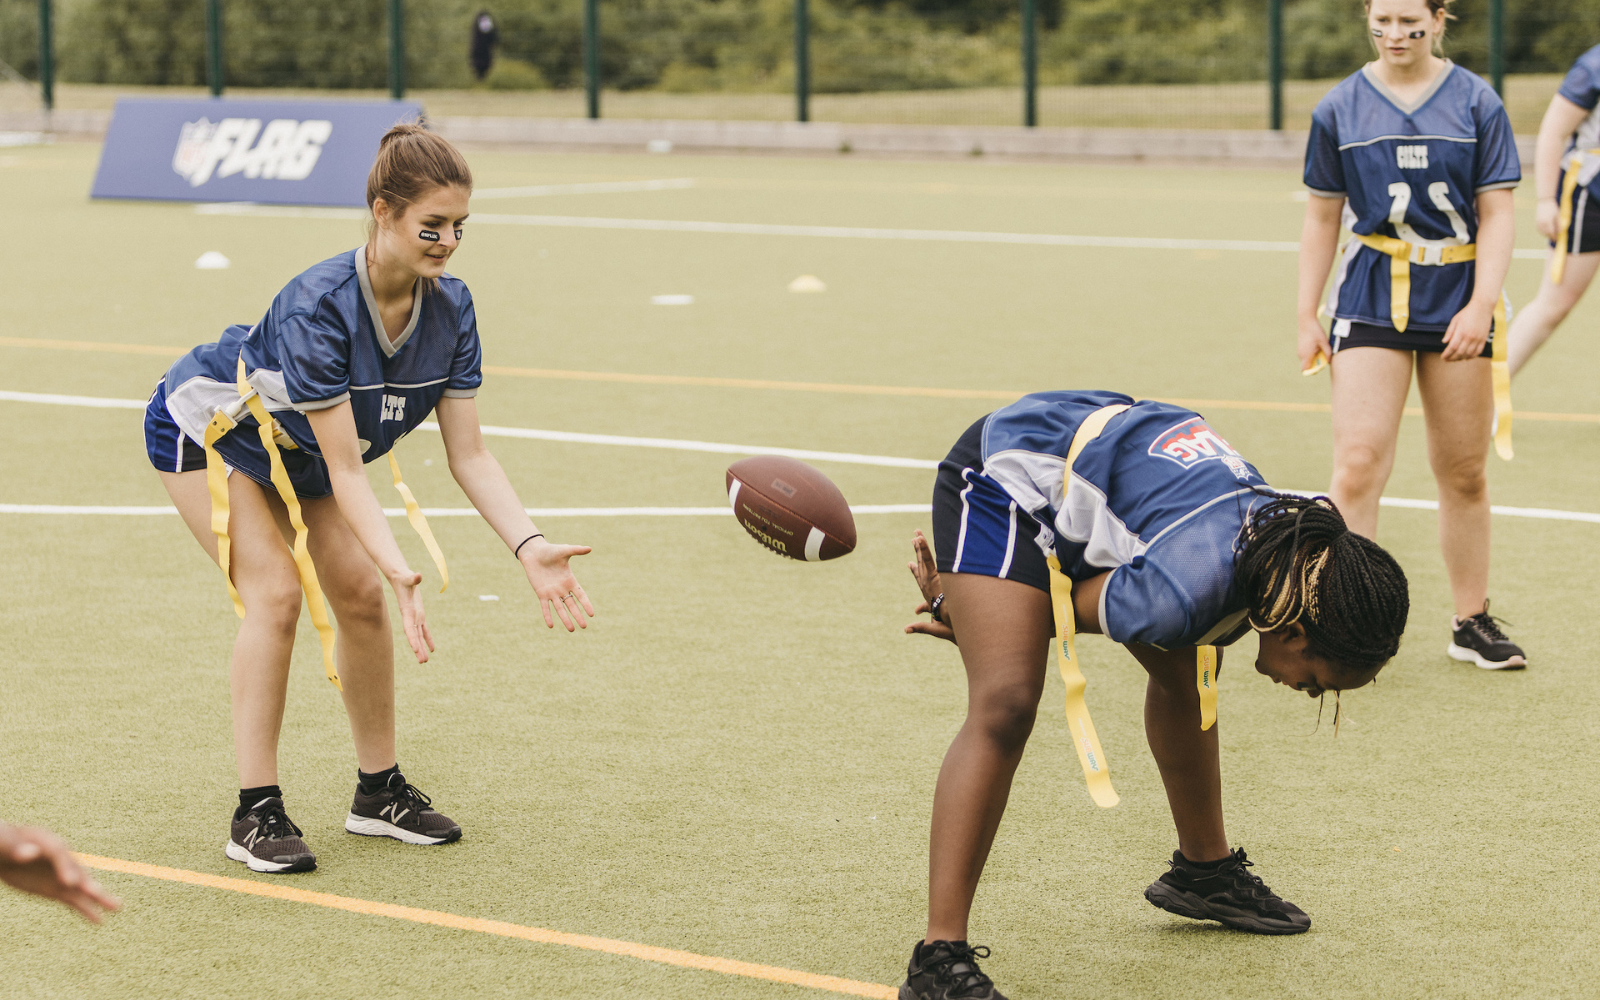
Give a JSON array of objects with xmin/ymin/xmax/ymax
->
[
  {"xmin": 225, "ymin": 797, "xmax": 316, "ymax": 874},
  {"xmin": 899, "ymin": 939, "xmax": 1008, "ymax": 1000},
  {"xmin": 1447, "ymin": 604, "xmax": 1526, "ymax": 670},
  {"xmin": 345, "ymin": 772, "xmax": 462, "ymax": 845},
  {"xmin": 1144, "ymin": 848, "xmax": 1310, "ymax": 935}
]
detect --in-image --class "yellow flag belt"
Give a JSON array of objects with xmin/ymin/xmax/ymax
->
[
  {"xmin": 1350, "ymin": 232, "xmax": 1514, "ymax": 461},
  {"xmin": 202, "ymin": 358, "xmax": 448, "ymax": 690},
  {"xmin": 1047, "ymin": 403, "xmax": 1218, "ymax": 809}
]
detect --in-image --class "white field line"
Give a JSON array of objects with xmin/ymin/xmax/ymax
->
[
  {"xmin": 1, "ymin": 390, "xmax": 1595, "ymax": 524},
  {"xmin": 471, "ymin": 178, "xmax": 695, "ymax": 200},
  {"xmin": 0, "ymin": 503, "xmax": 930, "ymax": 517},
  {"xmin": 190, "ymin": 203, "xmax": 1553, "ymax": 258}
]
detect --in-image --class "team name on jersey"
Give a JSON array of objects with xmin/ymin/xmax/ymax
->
[
  {"xmin": 1148, "ymin": 417, "xmax": 1249, "ymax": 477},
  {"xmin": 380, "ymin": 394, "xmax": 407, "ymax": 422},
  {"xmin": 1396, "ymin": 144, "xmax": 1430, "ymax": 169}
]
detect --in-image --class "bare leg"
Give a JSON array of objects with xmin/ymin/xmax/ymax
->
[
  {"xmin": 1328, "ymin": 346, "xmax": 1413, "ymax": 538},
  {"xmin": 160, "ymin": 470, "xmax": 302, "ymax": 788},
  {"xmin": 299, "ymin": 496, "xmax": 397, "ymax": 774},
  {"xmin": 1129, "ymin": 644, "xmax": 1227, "ymax": 862},
  {"xmin": 1507, "ymin": 251, "xmax": 1600, "ymax": 377},
  {"xmin": 1415, "ymin": 353, "xmax": 1493, "ymax": 619},
  {"xmin": 925, "ymin": 573, "xmax": 1054, "ymax": 943}
]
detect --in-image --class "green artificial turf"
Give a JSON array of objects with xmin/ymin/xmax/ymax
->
[{"xmin": 1, "ymin": 141, "xmax": 1598, "ymax": 999}]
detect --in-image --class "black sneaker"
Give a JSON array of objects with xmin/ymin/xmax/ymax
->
[
  {"xmin": 225, "ymin": 797, "xmax": 316, "ymax": 874},
  {"xmin": 345, "ymin": 772, "xmax": 462, "ymax": 845},
  {"xmin": 1447, "ymin": 603, "xmax": 1526, "ymax": 670},
  {"xmin": 899, "ymin": 939, "xmax": 1008, "ymax": 1000},
  {"xmin": 1144, "ymin": 848, "xmax": 1309, "ymax": 935}
]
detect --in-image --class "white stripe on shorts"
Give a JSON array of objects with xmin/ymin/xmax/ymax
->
[
  {"xmin": 174, "ymin": 427, "xmax": 184, "ymax": 473},
  {"xmin": 1575, "ymin": 188, "xmax": 1590, "ymax": 254},
  {"xmin": 951, "ymin": 469, "xmax": 975, "ymax": 572},
  {"xmin": 998, "ymin": 501, "xmax": 1018, "ymax": 578}
]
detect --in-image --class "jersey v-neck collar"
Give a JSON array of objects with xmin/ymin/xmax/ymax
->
[
  {"xmin": 354, "ymin": 246, "xmax": 422, "ymax": 358},
  {"xmin": 1361, "ymin": 59, "xmax": 1455, "ymax": 117}
]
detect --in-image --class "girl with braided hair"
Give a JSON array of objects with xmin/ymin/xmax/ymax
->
[{"xmin": 894, "ymin": 391, "xmax": 1408, "ymax": 1000}]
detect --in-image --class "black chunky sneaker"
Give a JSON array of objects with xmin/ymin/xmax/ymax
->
[
  {"xmin": 345, "ymin": 772, "xmax": 462, "ymax": 845},
  {"xmin": 1144, "ymin": 848, "xmax": 1310, "ymax": 935},
  {"xmin": 1447, "ymin": 603, "xmax": 1526, "ymax": 670},
  {"xmin": 899, "ymin": 939, "xmax": 1008, "ymax": 1000},
  {"xmin": 225, "ymin": 797, "xmax": 316, "ymax": 874}
]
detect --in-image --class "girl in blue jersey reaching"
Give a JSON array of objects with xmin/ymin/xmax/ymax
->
[
  {"xmin": 143, "ymin": 124, "xmax": 595, "ymax": 874},
  {"xmin": 1297, "ymin": 0, "xmax": 1526, "ymax": 671},
  {"xmin": 895, "ymin": 393, "xmax": 1410, "ymax": 1000},
  {"xmin": 1504, "ymin": 43, "xmax": 1600, "ymax": 376}
]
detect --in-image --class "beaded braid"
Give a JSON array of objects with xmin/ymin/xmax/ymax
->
[{"xmin": 1236, "ymin": 492, "xmax": 1410, "ymax": 676}]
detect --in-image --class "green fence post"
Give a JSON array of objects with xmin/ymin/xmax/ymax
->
[
  {"xmin": 206, "ymin": 0, "xmax": 224, "ymax": 97},
  {"xmin": 388, "ymin": 0, "xmax": 405, "ymax": 99},
  {"xmin": 1488, "ymin": 0, "xmax": 1504, "ymax": 96},
  {"xmin": 794, "ymin": 0, "xmax": 809, "ymax": 123},
  {"xmin": 1268, "ymin": 0, "xmax": 1282, "ymax": 130},
  {"xmin": 37, "ymin": 0, "xmax": 52, "ymax": 111},
  {"xmin": 1021, "ymin": 0, "xmax": 1037, "ymax": 127},
  {"xmin": 584, "ymin": 0, "xmax": 600, "ymax": 119}
]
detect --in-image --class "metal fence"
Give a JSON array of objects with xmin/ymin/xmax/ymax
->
[{"xmin": 2, "ymin": 0, "xmax": 1598, "ymax": 131}]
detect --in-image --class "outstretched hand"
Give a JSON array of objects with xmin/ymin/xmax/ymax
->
[
  {"xmin": 389, "ymin": 569, "xmax": 435, "ymax": 663},
  {"xmin": 520, "ymin": 539, "xmax": 596, "ymax": 631},
  {"xmin": 905, "ymin": 529, "xmax": 956, "ymax": 644},
  {"xmin": 0, "ymin": 823, "xmax": 120, "ymax": 923}
]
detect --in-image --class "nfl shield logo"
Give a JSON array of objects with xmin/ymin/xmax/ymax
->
[{"xmin": 171, "ymin": 118, "xmax": 217, "ymax": 184}]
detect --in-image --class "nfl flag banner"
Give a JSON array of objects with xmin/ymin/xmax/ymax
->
[{"xmin": 91, "ymin": 98, "xmax": 424, "ymax": 207}]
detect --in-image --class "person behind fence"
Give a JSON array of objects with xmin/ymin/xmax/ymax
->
[
  {"xmin": 1503, "ymin": 43, "xmax": 1600, "ymax": 379},
  {"xmin": 1296, "ymin": 0, "xmax": 1526, "ymax": 671},
  {"xmin": 471, "ymin": 11, "xmax": 499, "ymax": 81},
  {"xmin": 142, "ymin": 123, "xmax": 596, "ymax": 875}
]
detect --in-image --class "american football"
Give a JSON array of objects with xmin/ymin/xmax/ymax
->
[{"xmin": 725, "ymin": 456, "xmax": 857, "ymax": 561}]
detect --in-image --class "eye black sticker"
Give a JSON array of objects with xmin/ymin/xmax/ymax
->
[
  {"xmin": 1374, "ymin": 27, "xmax": 1428, "ymax": 38},
  {"xmin": 453, "ymin": 227, "xmax": 464, "ymax": 240},
  {"xmin": 419, "ymin": 229, "xmax": 440, "ymax": 242}
]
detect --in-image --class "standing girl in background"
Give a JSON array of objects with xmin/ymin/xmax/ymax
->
[
  {"xmin": 1504, "ymin": 44, "xmax": 1600, "ymax": 376},
  {"xmin": 1296, "ymin": 0, "xmax": 1526, "ymax": 670},
  {"xmin": 144, "ymin": 124, "xmax": 596, "ymax": 873}
]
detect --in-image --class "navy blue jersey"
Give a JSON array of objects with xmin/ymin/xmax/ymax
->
[
  {"xmin": 1557, "ymin": 45, "xmax": 1600, "ymax": 202},
  {"xmin": 160, "ymin": 248, "xmax": 482, "ymax": 492},
  {"xmin": 980, "ymin": 391, "xmax": 1272, "ymax": 651},
  {"xmin": 1305, "ymin": 63, "xmax": 1520, "ymax": 332}
]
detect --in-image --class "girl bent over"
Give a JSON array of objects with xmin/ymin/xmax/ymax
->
[
  {"xmin": 897, "ymin": 392, "xmax": 1409, "ymax": 1000},
  {"xmin": 143, "ymin": 125, "xmax": 595, "ymax": 873}
]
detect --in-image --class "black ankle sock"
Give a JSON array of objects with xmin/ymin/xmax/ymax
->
[
  {"xmin": 1180, "ymin": 851, "xmax": 1231, "ymax": 869},
  {"xmin": 357, "ymin": 763, "xmax": 401, "ymax": 795},
  {"xmin": 236, "ymin": 785, "xmax": 283, "ymax": 820}
]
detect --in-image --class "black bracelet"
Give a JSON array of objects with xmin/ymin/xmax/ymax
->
[
  {"xmin": 513, "ymin": 533, "xmax": 543, "ymax": 560},
  {"xmin": 929, "ymin": 593, "xmax": 946, "ymax": 624}
]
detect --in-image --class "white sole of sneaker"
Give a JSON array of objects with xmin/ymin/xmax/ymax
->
[
  {"xmin": 1446, "ymin": 642, "xmax": 1527, "ymax": 670},
  {"xmin": 344, "ymin": 813, "xmax": 458, "ymax": 845},
  {"xmin": 224, "ymin": 838, "xmax": 315, "ymax": 873}
]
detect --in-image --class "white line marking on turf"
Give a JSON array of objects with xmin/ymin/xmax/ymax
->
[
  {"xmin": 412, "ymin": 421, "xmax": 940, "ymax": 469},
  {"xmin": 1, "ymin": 391, "xmax": 1596, "ymax": 524},
  {"xmin": 471, "ymin": 178, "xmax": 695, "ymax": 200},
  {"xmin": 190, "ymin": 203, "xmax": 1555, "ymax": 258}
]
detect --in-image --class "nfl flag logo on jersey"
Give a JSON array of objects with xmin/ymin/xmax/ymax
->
[{"xmin": 1148, "ymin": 417, "xmax": 1245, "ymax": 470}]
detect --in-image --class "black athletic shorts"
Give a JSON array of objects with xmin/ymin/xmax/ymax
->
[
  {"xmin": 931, "ymin": 416, "xmax": 1052, "ymax": 595},
  {"xmin": 1558, "ymin": 184, "xmax": 1600, "ymax": 255},
  {"xmin": 1329, "ymin": 319, "xmax": 1494, "ymax": 358}
]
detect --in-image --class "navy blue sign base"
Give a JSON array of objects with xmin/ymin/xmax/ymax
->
[{"xmin": 91, "ymin": 98, "xmax": 424, "ymax": 207}]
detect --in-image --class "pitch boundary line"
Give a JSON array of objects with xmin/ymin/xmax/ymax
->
[
  {"xmin": 190, "ymin": 203, "xmax": 1553, "ymax": 259},
  {"xmin": 74, "ymin": 853, "xmax": 895, "ymax": 999},
  {"xmin": 4, "ymin": 340, "xmax": 1599, "ymax": 424},
  {"xmin": 472, "ymin": 178, "xmax": 695, "ymax": 200}
]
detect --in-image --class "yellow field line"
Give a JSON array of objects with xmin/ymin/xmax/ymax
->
[
  {"xmin": 6, "ymin": 336, "xmax": 1597, "ymax": 424},
  {"xmin": 75, "ymin": 853, "xmax": 897, "ymax": 999}
]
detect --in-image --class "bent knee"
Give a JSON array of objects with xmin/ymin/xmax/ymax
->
[
  {"xmin": 970, "ymin": 684, "xmax": 1042, "ymax": 750},
  {"xmin": 244, "ymin": 575, "xmax": 303, "ymax": 634},
  {"xmin": 322, "ymin": 567, "xmax": 388, "ymax": 627}
]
